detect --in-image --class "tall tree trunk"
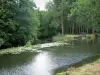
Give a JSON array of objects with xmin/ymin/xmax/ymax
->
[
  {"xmin": 81, "ymin": 25, "xmax": 83, "ymax": 33},
  {"xmin": 61, "ymin": 14, "xmax": 64, "ymax": 35},
  {"xmin": 80, "ymin": 25, "xmax": 82, "ymax": 34},
  {"xmin": 72, "ymin": 22, "xmax": 74, "ymax": 34},
  {"xmin": 79, "ymin": 25, "xmax": 81, "ymax": 34},
  {"xmin": 70, "ymin": 21, "xmax": 72, "ymax": 34},
  {"xmin": 92, "ymin": 28, "xmax": 95, "ymax": 34},
  {"xmin": 68, "ymin": 22, "xmax": 70, "ymax": 34},
  {"xmin": 86, "ymin": 27, "xmax": 88, "ymax": 34},
  {"xmin": 92, "ymin": 27, "xmax": 95, "ymax": 44}
]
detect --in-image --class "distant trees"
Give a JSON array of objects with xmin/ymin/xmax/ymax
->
[
  {"xmin": 45, "ymin": 0, "xmax": 100, "ymax": 35},
  {"xmin": 36, "ymin": 0, "xmax": 100, "ymax": 41},
  {"xmin": 38, "ymin": 1, "xmax": 60, "ymax": 40},
  {"xmin": 69, "ymin": 0, "xmax": 100, "ymax": 34},
  {"xmin": 44, "ymin": 0, "xmax": 76, "ymax": 35}
]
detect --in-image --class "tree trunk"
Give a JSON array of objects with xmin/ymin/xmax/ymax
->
[
  {"xmin": 92, "ymin": 27, "xmax": 95, "ymax": 44},
  {"xmin": 79, "ymin": 25, "xmax": 80, "ymax": 34},
  {"xmin": 86, "ymin": 27, "xmax": 88, "ymax": 34},
  {"xmin": 72, "ymin": 22, "xmax": 74, "ymax": 34},
  {"xmin": 92, "ymin": 27, "xmax": 95, "ymax": 34},
  {"xmin": 70, "ymin": 21, "xmax": 72, "ymax": 34},
  {"xmin": 81, "ymin": 25, "xmax": 83, "ymax": 33},
  {"xmin": 61, "ymin": 14, "xmax": 64, "ymax": 35},
  {"xmin": 80, "ymin": 25, "xmax": 82, "ymax": 34}
]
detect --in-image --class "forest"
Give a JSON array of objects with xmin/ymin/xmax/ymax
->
[{"xmin": 0, "ymin": 0, "xmax": 100, "ymax": 49}]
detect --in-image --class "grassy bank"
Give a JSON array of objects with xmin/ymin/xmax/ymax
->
[
  {"xmin": 53, "ymin": 34, "xmax": 95, "ymax": 41},
  {"xmin": 0, "ymin": 46, "xmax": 34, "ymax": 55},
  {"xmin": 0, "ymin": 41, "xmax": 70, "ymax": 55},
  {"xmin": 56, "ymin": 57, "xmax": 100, "ymax": 75}
]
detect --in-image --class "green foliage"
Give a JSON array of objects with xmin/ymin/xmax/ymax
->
[
  {"xmin": 69, "ymin": 0, "xmax": 100, "ymax": 33},
  {"xmin": 38, "ymin": 3, "xmax": 60, "ymax": 39},
  {"xmin": 25, "ymin": 40, "xmax": 32, "ymax": 47},
  {"xmin": 0, "ymin": 0, "xmax": 39, "ymax": 48}
]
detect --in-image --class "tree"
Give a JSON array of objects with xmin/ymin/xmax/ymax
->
[
  {"xmin": 69, "ymin": 0, "xmax": 100, "ymax": 34},
  {"xmin": 0, "ymin": 0, "xmax": 40, "ymax": 48}
]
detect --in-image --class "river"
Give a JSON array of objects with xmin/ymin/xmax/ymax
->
[{"xmin": 0, "ymin": 42, "xmax": 100, "ymax": 75}]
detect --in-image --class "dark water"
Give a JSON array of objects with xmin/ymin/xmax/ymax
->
[{"xmin": 0, "ymin": 43, "xmax": 100, "ymax": 75}]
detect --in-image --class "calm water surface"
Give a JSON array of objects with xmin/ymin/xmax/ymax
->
[{"xmin": 0, "ymin": 43, "xmax": 100, "ymax": 75}]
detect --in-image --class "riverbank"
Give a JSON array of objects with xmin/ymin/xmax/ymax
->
[
  {"xmin": 0, "ymin": 46, "xmax": 34, "ymax": 55},
  {"xmin": 56, "ymin": 57, "xmax": 100, "ymax": 75},
  {"xmin": 0, "ymin": 41, "xmax": 70, "ymax": 55},
  {"xmin": 0, "ymin": 34, "xmax": 96, "ymax": 55},
  {"xmin": 53, "ymin": 34, "xmax": 95, "ymax": 41}
]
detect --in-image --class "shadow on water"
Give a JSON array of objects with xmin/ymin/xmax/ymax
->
[{"xmin": 0, "ymin": 52, "xmax": 37, "ymax": 68}]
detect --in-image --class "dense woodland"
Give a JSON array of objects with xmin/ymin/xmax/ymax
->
[{"xmin": 0, "ymin": 0, "xmax": 100, "ymax": 49}]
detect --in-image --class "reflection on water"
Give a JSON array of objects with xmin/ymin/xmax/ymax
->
[
  {"xmin": 0, "ymin": 44, "xmax": 100, "ymax": 75},
  {"xmin": 31, "ymin": 52, "xmax": 53, "ymax": 75}
]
